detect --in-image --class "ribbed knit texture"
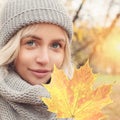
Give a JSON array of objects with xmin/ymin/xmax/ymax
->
[
  {"xmin": 0, "ymin": 68, "xmax": 70, "ymax": 120},
  {"xmin": 0, "ymin": 0, "xmax": 73, "ymax": 47}
]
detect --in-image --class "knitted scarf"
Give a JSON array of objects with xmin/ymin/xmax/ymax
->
[{"xmin": 0, "ymin": 68, "xmax": 64, "ymax": 120}]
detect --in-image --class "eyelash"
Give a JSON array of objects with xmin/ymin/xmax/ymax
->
[
  {"xmin": 51, "ymin": 42, "xmax": 62, "ymax": 48},
  {"xmin": 26, "ymin": 40, "xmax": 36, "ymax": 46}
]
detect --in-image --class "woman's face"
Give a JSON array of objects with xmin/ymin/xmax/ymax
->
[{"xmin": 14, "ymin": 24, "xmax": 66, "ymax": 85}]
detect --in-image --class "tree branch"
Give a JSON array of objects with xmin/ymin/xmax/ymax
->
[
  {"xmin": 104, "ymin": 0, "xmax": 114, "ymax": 27},
  {"xmin": 73, "ymin": 0, "xmax": 86, "ymax": 23}
]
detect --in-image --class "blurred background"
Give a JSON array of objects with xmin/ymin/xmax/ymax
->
[
  {"xmin": 63, "ymin": 1, "xmax": 120, "ymax": 119},
  {"xmin": 0, "ymin": 0, "xmax": 120, "ymax": 120}
]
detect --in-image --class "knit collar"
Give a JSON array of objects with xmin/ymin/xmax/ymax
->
[{"xmin": 0, "ymin": 68, "xmax": 50, "ymax": 105}]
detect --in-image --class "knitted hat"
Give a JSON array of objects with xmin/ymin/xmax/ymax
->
[{"xmin": 0, "ymin": 0, "xmax": 73, "ymax": 47}]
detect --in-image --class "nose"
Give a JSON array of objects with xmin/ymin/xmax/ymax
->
[{"xmin": 35, "ymin": 47, "xmax": 50, "ymax": 65}]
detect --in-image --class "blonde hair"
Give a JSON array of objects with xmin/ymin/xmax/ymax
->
[{"xmin": 0, "ymin": 24, "xmax": 73, "ymax": 78}]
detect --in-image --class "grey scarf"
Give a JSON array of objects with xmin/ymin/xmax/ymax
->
[{"xmin": 0, "ymin": 68, "xmax": 56, "ymax": 120}]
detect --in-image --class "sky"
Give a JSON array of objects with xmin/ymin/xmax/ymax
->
[{"xmin": 64, "ymin": 0, "xmax": 120, "ymax": 27}]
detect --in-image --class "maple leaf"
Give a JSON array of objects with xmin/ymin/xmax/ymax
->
[{"xmin": 42, "ymin": 62, "xmax": 112, "ymax": 120}]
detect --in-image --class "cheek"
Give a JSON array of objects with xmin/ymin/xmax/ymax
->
[
  {"xmin": 51, "ymin": 52, "xmax": 65, "ymax": 68},
  {"xmin": 14, "ymin": 49, "xmax": 32, "ymax": 67}
]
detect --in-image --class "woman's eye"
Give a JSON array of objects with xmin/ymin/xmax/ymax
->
[
  {"xmin": 52, "ymin": 42, "xmax": 61, "ymax": 48},
  {"xmin": 26, "ymin": 40, "xmax": 36, "ymax": 46}
]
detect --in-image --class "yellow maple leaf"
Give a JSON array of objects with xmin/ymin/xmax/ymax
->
[{"xmin": 42, "ymin": 62, "xmax": 112, "ymax": 120}]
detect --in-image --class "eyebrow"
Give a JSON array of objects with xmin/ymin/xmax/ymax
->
[
  {"xmin": 22, "ymin": 35, "xmax": 66, "ymax": 42},
  {"xmin": 22, "ymin": 35, "xmax": 42, "ymax": 40}
]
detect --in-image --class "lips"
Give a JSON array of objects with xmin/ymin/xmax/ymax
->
[{"xmin": 29, "ymin": 69, "xmax": 51, "ymax": 78}]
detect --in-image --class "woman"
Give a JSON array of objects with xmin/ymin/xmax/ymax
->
[{"xmin": 0, "ymin": 0, "xmax": 73, "ymax": 119}]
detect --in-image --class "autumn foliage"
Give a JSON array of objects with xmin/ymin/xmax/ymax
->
[{"xmin": 42, "ymin": 62, "xmax": 112, "ymax": 120}]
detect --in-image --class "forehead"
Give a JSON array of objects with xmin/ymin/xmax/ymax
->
[
  {"xmin": 21, "ymin": 23, "xmax": 68, "ymax": 41},
  {"xmin": 23, "ymin": 23, "xmax": 66, "ymax": 34}
]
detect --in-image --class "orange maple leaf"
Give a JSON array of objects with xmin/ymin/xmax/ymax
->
[{"xmin": 42, "ymin": 62, "xmax": 112, "ymax": 120}]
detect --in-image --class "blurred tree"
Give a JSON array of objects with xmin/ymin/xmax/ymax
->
[{"xmin": 65, "ymin": 0, "xmax": 120, "ymax": 74}]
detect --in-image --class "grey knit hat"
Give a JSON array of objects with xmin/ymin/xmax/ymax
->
[{"xmin": 0, "ymin": 0, "xmax": 73, "ymax": 47}]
